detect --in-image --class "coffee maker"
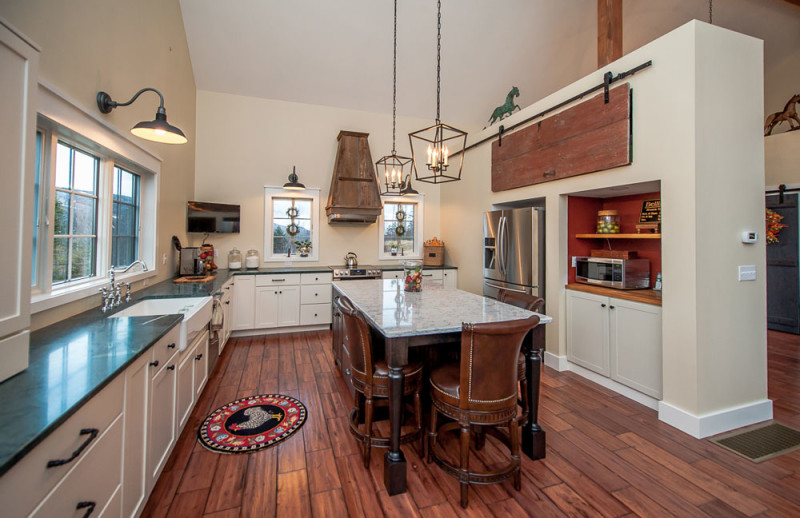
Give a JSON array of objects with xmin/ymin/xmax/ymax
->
[{"xmin": 179, "ymin": 247, "xmax": 205, "ymax": 276}]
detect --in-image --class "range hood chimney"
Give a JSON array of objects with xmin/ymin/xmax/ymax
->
[{"xmin": 325, "ymin": 130, "xmax": 383, "ymax": 224}]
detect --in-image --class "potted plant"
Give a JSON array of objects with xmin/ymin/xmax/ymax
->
[{"xmin": 296, "ymin": 240, "xmax": 312, "ymax": 257}]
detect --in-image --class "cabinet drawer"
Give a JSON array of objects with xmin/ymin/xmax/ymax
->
[
  {"xmin": 300, "ymin": 303, "xmax": 332, "ymax": 325},
  {"xmin": 31, "ymin": 415, "xmax": 123, "ymax": 518},
  {"xmin": 255, "ymin": 274, "xmax": 301, "ymax": 287},
  {"xmin": 382, "ymin": 270, "xmax": 402, "ymax": 280},
  {"xmin": 421, "ymin": 270, "xmax": 443, "ymax": 280},
  {"xmin": 152, "ymin": 325, "xmax": 181, "ymax": 372},
  {"xmin": 0, "ymin": 375, "xmax": 123, "ymax": 518},
  {"xmin": 301, "ymin": 272, "xmax": 333, "ymax": 285},
  {"xmin": 301, "ymin": 284, "xmax": 332, "ymax": 305}
]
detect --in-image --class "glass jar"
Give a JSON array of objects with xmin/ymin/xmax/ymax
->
[
  {"xmin": 596, "ymin": 210, "xmax": 620, "ymax": 234},
  {"xmin": 227, "ymin": 247, "xmax": 242, "ymax": 270},
  {"xmin": 403, "ymin": 260, "xmax": 423, "ymax": 292},
  {"xmin": 245, "ymin": 249, "xmax": 260, "ymax": 269}
]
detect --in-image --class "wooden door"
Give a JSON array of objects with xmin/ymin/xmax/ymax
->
[{"xmin": 766, "ymin": 193, "xmax": 799, "ymax": 334}]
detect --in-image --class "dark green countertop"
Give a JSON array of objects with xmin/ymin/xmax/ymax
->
[{"xmin": 378, "ymin": 264, "xmax": 458, "ymax": 271}]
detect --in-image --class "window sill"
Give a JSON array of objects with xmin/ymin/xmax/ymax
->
[
  {"xmin": 265, "ymin": 255, "xmax": 319, "ymax": 263},
  {"xmin": 31, "ymin": 269, "xmax": 156, "ymax": 314},
  {"xmin": 378, "ymin": 255, "xmax": 422, "ymax": 262}
]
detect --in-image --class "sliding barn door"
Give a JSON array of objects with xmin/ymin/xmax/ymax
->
[{"xmin": 766, "ymin": 193, "xmax": 799, "ymax": 334}]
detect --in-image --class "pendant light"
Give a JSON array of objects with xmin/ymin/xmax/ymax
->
[
  {"xmin": 377, "ymin": 0, "xmax": 416, "ymax": 196},
  {"xmin": 408, "ymin": 0, "xmax": 467, "ymax": 184},
  {"xmin": 96, "ymin": 88, "xmax": 187, "ymax": 144}
]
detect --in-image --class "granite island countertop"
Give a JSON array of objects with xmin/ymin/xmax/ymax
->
[{"xmin": 333, "ymin": 278, "xmax": 551, "ymax": 338}]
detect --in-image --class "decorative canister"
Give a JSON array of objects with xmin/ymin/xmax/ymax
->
[
  {"xmin": 403, "ymin": 260, "xmax": 423, "ymax": 292},
  {"xmin": 227, "ymin": 247, "xmax": 242, "ymax": 269},
  {"xmin": 245, "ymin": 249, "xmax": 260, "ymax": 269},
  {"xmin": 596, "ymin": 210, "xmax": 620, "ymax": 234}
]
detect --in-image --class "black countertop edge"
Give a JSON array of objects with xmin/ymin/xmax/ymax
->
[
  {"xmin": 227, "ymin": 266, "xmax": 332, "ymax": 275},
  {"xmin": 377, "ymin": 264, "xmax": 458, "ymax": 271},
  {"xmin": 0, "ymin": 314, "xmax": 183, "ymax": 477}
]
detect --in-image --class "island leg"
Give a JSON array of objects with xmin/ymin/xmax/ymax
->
[
  {"xmin": 522, "ymin": 325, "xmax": 546, "ymax": 459},
  {"xmin": 385, "ymin": 365, "xmax": 407, "ymax": 495}
]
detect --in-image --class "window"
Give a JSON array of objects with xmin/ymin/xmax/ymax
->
[
  {"xmin": 111, "ymin": 167, "xmax": 140, "ymax": 267},
  {"xmin": 53, "ymin": 142, "xmax": 99, "ymax": 284},
  {"xmin": 378, "ymin": 196, "xmax": 424, "ymax": 260},
  {"xmin": 31, "ymin": 88, "xmax": 159, "ymax": 312},
  {"xmin": 264, "ymin": 187, "xmax": 320, "ymax": 262}
]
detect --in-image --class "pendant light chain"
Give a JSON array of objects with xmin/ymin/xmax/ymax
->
[
  {"xmin": 391, "ymin": 0, "xmax": 398, "ymax": 154},
  {"xmin": 435, "ymin": 0, "xmax": 442, "ymax": 124}
]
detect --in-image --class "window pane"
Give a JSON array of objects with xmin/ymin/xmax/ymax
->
[
  {"xmin": 72, "ymin": 149, "xmax": 97, "ymax": 194},
  {"xmin": 72, "ymin": 194, "xmax": 96, "ymax": 235},
  {"xmin": 114, "ymin": 167, "xmax": 137, "ymax": 203},
  {"xmin": 55, "ymin": 143, "xmax": 71, "ymax": 189},
  {"xmin": 116, "ymin": 203, "xmax": 137, "ymax": 236},
  {"xmin": 273, "ymin": 198, "xmax": 292, "ymax": 219},
  {"xmin": 70, "ymin": 237, "xmax": 96, "ymax": 279},
  {"xmin": 295, "ymin": 199, "xmax": 312, "ymax": 219},
  {"xmin": 54, "ymin": 191, "xmax": 70, "ymax": 235},
  {"xmin": 273, "ymin": 235, "xmax": 289, "ymax": 255},
  {"xmin": 52, "ymin": 237, "xmax": 68, "ymax": 283},
  {"xmin": 112, "ymin": 237, "xmax": 135, "ymax": 267}
]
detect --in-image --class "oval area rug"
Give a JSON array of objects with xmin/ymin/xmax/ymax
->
[{"xmin": 198, "ymin": 394, "xmax": 307, "ymax": 453}]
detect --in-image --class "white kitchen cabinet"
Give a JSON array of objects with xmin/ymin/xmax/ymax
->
[
  {"xmin": 122, "ymin": 351, "xmax": 152, "ymax": 518},
  {"xmin": 0, "ymin": 20, "xmax": 38, "ymax": 382},
  {"xmin": 194, "ymin": 330, "xmax": 209, "ymax": 397},
  {"xmin": 219, "ymin": 278, "xmax": 234, "ymax": 352},
  {"xmin": 255, "ymin": 285, "xmax": 300, "ymax": 328},
  {"xmin": 147, "ymin": 349, "xmax": 178, "ymax": 491},
  {"xmin": 442, "ymin": 269, "xmax": 458, "ymax": 289},
  {"xmin": 300, "ymin": 273, "xmax": 332, "ymax": 325},
  {"xmin": 232, "ymin": 275, "xmax": 255, "ymax": 330},
  {"xmin": 382, "ymin": 270, "xmax": 403, "ymax": 280},
  {"xmin": 383, "ymin": 268, "xmax": 457, "ymax": 288},
  {"xmin": 176, "ymin": 345, "xmax": 195, "ymax": 432},
  {"xmin": 566, "ymin": 290, "xmax": 662, "ymax": 399}
]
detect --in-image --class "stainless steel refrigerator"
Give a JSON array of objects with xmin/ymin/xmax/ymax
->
[{"xmin": 483, "ymin": 207, "xmax": 545, "ymax": 300}]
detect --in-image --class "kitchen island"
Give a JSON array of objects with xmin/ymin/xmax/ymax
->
[{"xmin": 332, "ymin": 279, "xmax": 552, "ymax": 495}]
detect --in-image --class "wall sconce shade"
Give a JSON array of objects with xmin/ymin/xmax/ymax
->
[
  {"xmin": 283, "ymin": 166, "xmax": 306, "ymax": 190},
  {"xmin": 96, "ymin": 88, "xmax": 187, "ymax": 145}
]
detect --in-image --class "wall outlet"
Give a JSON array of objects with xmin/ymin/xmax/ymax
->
[
  {"xmin": 143, "ymin": 279, "xmax": 149, "ymax": 287},
  {"xmin": 162, "ymin": 253, "xmax": 167, "ymax": 265},
  {"xmin": 738, "ymin": 265, "xmax": 756, "ymax": 281},
  {"xmin": 214, "ymin": 249, "xmax": 219, "ymax": 256},
  {"xmin": 571, "ymin": 256, "xmax": 577, "ymax": 268}
]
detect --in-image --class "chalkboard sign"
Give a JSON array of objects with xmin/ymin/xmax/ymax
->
[{"xmin": 639, "ymin": 199, "xmax": 661, "ymax": 223}]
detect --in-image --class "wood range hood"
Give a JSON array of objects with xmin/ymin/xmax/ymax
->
[{"xmin": 325, "ymin": 130, "xmax": 383, "ymax": 224}]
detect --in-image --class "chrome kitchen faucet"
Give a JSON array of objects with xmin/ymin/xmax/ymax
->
[{"xmin": 99, "ymin": 260, "xmax": 149, "ymax": 313}]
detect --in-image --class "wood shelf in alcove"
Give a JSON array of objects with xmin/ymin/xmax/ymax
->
[{"xmin": 575, "ymin": 233, "xmax": 661, "ymax": 239}]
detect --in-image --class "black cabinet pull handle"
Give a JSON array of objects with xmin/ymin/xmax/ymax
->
[
  {"xmin": 601, "ymin": 303, "xmax": 607, "ymax": 308},
  {"xmin": 46, "ymin": 428, "xmax": 99, "ymax": 468},
  {"xmin": 225, "ymin": 301, "xmax": 230, "ymax": 304},
  {"xmin": 76, "ymin": 501, "xmax": 96, "ymax": 517},
  {"xmin": 167, "ymin": 343, "xmax": 176, "ymax": 349},
  {"xmin": 149, "ymin": 360, "xmax": 159, "ymax": 367},
  {"xmin": 273, "ymin": 278, "xmax": 286, "ymax": 282},
  {"xmin": 167, "ymin": 364, "xmax": 176, "ymax": 371},
  {"xmin": 609, "ymin": 305, "xmax": 616, "ymax": 309},
  {"xmin": 195, "ymin": 354, "xmax": 203, "ymax": 360}
]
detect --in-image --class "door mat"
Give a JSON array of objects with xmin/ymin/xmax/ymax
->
[
  {"xmin": 198, "ymin": 394, "xmax": 306, "ymax": 453},
  {"xmin": 709, "ymin": 421, "xmax": 800, "ymax": 462}
]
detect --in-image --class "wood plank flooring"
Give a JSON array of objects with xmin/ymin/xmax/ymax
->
[{"xmin": 142, "ymin": 330, "xmax": 800, "ymax": 517}]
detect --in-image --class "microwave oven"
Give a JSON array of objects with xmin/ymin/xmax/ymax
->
[{"xmin": 575, "ymin": 257, "xmax": 650, "ymax": 289}]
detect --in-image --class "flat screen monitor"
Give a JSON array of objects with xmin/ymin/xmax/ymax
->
[{"xmin": 187, "ymin": 201, "xmax": 240, "ymax": 233}]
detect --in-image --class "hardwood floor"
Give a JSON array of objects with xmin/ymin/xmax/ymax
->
[{"xmin": 142, "ymin": 330, "xmax": 800, "ymax": 517}]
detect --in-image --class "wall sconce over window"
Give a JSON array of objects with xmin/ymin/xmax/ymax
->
[
  {"xmin": 96, "ymin": 88, "xmax": 188, "ymax": 144},
  {"xmin": 283, "ymin": 166, "xmax": 306, "ymax": 190}
]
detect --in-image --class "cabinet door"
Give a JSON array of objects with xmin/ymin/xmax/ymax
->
[
  {"xmin": 232, "ymin": 275, "xmax": 255, "ymax": 330},
  {"xmin": 122, "ymin": 353, "xmax": 149, "ymax": 518},
  {"xmin": 610, "ymin": 298, "xmax": 662, "ymax": 399},
  {"xmin": 176, "ymin": 349, "xmax": 195, "ymax": 433},
  {"xmin": 442, "ymin": 269, "xmax": 458, "ymax": 289},
  {"xmin": 147, "ymin": 361, "xmax": 176, "ymax": 490},
  {"xmin": 382, "ymin": 271, "xmax": 402, "ymax": 280},
  {"xmin": 566, "ymin": 291, "xmax": 610, "ymax": 376},
  {"xmin": 194, "ymin": 331, "xmax": 209, "ymax": 397},
  {"xmin": 277, "ymin": 285, "xmax": 300, "ymax": 327},
  {"xmin": 255, "ymin": 286, "xmax": 279, "ymax": 328}
]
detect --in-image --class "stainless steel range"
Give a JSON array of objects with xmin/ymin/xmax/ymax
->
[{"xmin": 331, "ymin": 265, "xmax": 382, "ymax": 280}]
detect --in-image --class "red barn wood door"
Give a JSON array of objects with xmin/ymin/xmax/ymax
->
[{"xmin": 491, "ymin": 83, "xmax": 631, "ymax": 192}]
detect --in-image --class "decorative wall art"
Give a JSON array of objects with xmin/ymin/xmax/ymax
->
[
  {"xmin": 764, "ymin": 93, "xmax": 800, "ymax": 136},
  {"xmin": 486, "ymin": 86, "xmax": 521, "ymax": 127}
]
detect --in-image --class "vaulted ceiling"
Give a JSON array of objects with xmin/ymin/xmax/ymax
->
[{"xmin": 179, "ymin": 0, "xmax": 800, "ymax": 126}]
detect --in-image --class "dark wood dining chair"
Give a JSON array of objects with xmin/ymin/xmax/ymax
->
[
  {"xmin": 427, "ymin": 315, "xmax": 540, "ymax": 507},
  {"xmin": 335, "ymin": 296, "xmax": 424, "ymax": 467},
  {"xmin": 497, "ymin": 289, "xmax": 545, "ymax": 426}
]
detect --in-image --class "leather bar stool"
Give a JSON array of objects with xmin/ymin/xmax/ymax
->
[
  {"xmin": 497, "ymin": 289, "xmax": 545, "ymax": 425},
  {"xmin": 427, "ymin": 315, "xmax": 540, "ymax": 507},
  {"xmin": 335, "ymin": 296, "xmax": 424, "ymax": 467}
]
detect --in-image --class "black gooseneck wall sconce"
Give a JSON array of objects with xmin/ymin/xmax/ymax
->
[{"xmin": 96, "ymin": 88, "xmax": 188, "ymax": 144}]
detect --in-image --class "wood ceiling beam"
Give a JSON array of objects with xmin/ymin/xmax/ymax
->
[
  {"xmin": 784, "ymin": 0, "xmax": 800, "ymax": 6},
  {"xmin": 597, "ymin": 0, "xmax": 623, "ymax": 68}
]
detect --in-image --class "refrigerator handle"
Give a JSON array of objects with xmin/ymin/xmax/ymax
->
[
  {"xmin": 497, "ymin": 216, "xmax": 504, "ymax": 276},
  {"xmin": 485, "ymin": 281, "xmax": 527, "ymax": 294},
  {"xmin": 500, "ymin": 216, "xmax": 510, "ymax": 276}
]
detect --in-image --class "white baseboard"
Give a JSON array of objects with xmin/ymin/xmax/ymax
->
[
  {"xmin": 658, "ymin": 399, "xmax": 774, "ymax": 439},
  {"xmin": 231, "ymin": 324, "xmax": 330, "ymax": 338},
  {"xmin": 544, "ymin": 351, "xmax": 569, "ymax": 371},
  {"xmin": 565, "ymin": 361, "xmax": 659, "ymax": 410}
]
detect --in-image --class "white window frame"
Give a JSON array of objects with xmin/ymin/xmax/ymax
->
[
  {"xmin": 31, "ymin": 82, "xmax": 159, "ymax": 313},
  {"xmin": 264, "ymin": 186, "xmax": 320, "ymax": 262},
  {"xmin": 378, "ymin": 195, "xmax": 424, "ymax": 261}
]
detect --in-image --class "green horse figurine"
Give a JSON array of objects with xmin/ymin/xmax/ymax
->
[{"xmin": 487, "ymin": 86, "xmax": 521, "ymax": 126}]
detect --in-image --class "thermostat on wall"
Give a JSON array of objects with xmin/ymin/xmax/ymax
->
[{"xmin": 741, "ymin": 231, "xmax": 758, "ymax": 243}]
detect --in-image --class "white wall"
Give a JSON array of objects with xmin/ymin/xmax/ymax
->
[
  {"xmin": 765, "ymin": 131, "xmax": 800, "ymax": 188},
  {"xmin": 440, "ymin": 21, "xmax": 769, "ymax": 438},
  {"xmin": 193, "ymin": 90, "xmax": 480, "ymax": 268}
]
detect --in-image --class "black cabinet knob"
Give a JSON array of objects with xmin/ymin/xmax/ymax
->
[
  {"xmin": 149, "ymin": 360, "xmax": 159, "ymax": 367},
  {"xmin": 166, "ymin": 364, "xmax": 176, "ymax": 371},
  {"xmin": 167, "ymin": 343, "xmax": 176, "ymax": 349},
  {"xmin": 609, "ymin": 305, "xmax": 616, "ymax": 309},
  {"xmin": 195, "ymin": 354, "xmax": 203, "ymax": 361}
]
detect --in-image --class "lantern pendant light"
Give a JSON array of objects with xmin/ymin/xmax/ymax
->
[
  {"xmin": 409, "ymin": 0, "xmax": 467, "ymax": 184},
  {"xmin": 377, "ymin": 0, "xmax": 416, "ymax": 196}
]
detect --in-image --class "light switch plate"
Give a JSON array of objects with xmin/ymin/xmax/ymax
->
[{"xmin": 738, "ymin": 265, "xmax": 756, "ymax": 281}]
